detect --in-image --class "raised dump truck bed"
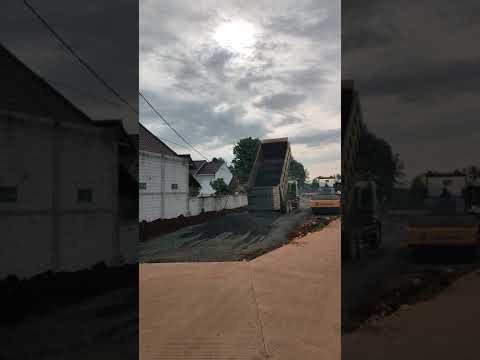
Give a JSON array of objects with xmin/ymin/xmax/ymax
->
[{"xmin": 247, "ymin": 138, "xmax": 292, "ymax": 212}]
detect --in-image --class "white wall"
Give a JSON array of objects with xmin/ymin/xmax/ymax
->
[
  {"xmin": 139, "ymin": 150, "xmax": 189, "ymax": 221},
  {"xmin": 187, "ymin": 194, "xmax": 248, "ymax": 216},
  {"xmin": 196, "ymin": 174, "xmax": 215, "ymax": 196},
  {"xmin": 215, "ymin": 163, "xmax": 233, "ymax": 184},
  {"xmin": 0, "ymin": 112, "xmax": 119, "ymax": 279}
]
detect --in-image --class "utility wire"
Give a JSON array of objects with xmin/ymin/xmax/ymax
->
[
  {"xmin": 22, "ymin": 0, "xmax": 138, "ymax": 114},
  {"xmin": 23, "ymin": 0, "xmax": 209, "ymax": 160},
  {"xmin": 158, "ymin": 136, "xmax": 190, "ymax": 150},
  {"xmin": 139, "ymin": 91, "xmax": 209, "ymax": 160}
]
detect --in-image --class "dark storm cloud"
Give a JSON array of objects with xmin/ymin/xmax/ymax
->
[
  {"xmin": 235, "ymin": 73, "xmax": 274, "ymax": 91},
  {"xmin": 1, "ymin": 0, "xmax": 138, "ymax": 132},
  {"xmin": 266, "ymin": 1, "xmax": 340, "ymax": 42},
  {"xmin": 139, "ymin": 89, "xmax": 268, "ymax": 148},
  {"xmin": 254, "ymin": 92, "xmax": 307, "ymax": 111},
  {"xmin": 292, "ymin": 128, "xmax": 340, "ymax": 147},
  {"xmin": 343, "ymin": 0, "xmax": 480, "ymax": 179},
  {"xmin": 279, "ymin": 67, "xmax": 331, "ymax": 90},
  {"xmin": 360, "ymin": 57, "xmax": 480, "ymax": 101},
  {"xmin": 200, "ymin": 47, "xmax": 234, "ymax": 80},
  {"xmin": 342, "ymin": 28, "xmax": 393, "ymax": 52},
  {"xmin": 140, "ymin": 0, "xmax": 340, "ymax": 174}
]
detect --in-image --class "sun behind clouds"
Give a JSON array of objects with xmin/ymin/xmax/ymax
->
[{"xmin": 212, "ymin": 19, "xmax": 258, "ymax": 55}]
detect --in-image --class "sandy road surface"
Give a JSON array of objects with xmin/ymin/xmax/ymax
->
[
  {"xmin": 343, "ymin": 270, "xmax": 480, "ymax": 360},
  {"xmin": 140, "ymin": 219, "xmax": 341, "ymax": 360}
]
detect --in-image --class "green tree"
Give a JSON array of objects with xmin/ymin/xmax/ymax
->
[
  {"xmin": 358, "ymin": 131, "xmax": 404, "ymax": 199},
  {"xmin": 409, "ymin": 174, "xmax": 427, "ymax": 205},
  {"xmin": 212, "ymin": 157, "xmax": 226, "ymax": 163},
  {"xmin": 231, "ymin": 137, "xmax": 261, "ymax": 184},
  {"xmin": 210, "ymin": 178, "xmax": 230, "ymax": 196},
  {"xmin": 289, "ymin": 159, "xmax": 308, "ymax": 189}
]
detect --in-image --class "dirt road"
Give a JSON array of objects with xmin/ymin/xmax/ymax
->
[
  {"xmin": 343, "ymin": 211, "xmax": 479, "ymax": 332},
  {"xmin": 343, "ymin": 270, "xmax": 480, "ymax": 360},
  {"xmin": 140, "ymin": 219, "xmax": 341, "ymax": 360},
  {"xmin": 0, "ymin": 287, "xmax": 138, "ymax": 360}
]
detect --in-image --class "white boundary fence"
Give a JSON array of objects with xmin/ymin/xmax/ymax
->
[{"xmin": 187, "ymin": 194, "xmax": 248, "ymax": 216}]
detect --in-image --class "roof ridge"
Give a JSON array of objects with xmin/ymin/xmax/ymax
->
[
  {"xmin": 0, "ymin": 43, "xmax": 97, "ymax": 127},
  {"xmin": 139, "ymin": 123, "xmax": 178, "ymax": 156}
]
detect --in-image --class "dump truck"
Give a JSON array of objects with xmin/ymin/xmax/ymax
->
[
  {"xmin": 406, "ymin": 173, "xmax": 479, "ymax": 251},
  {"xmin": 247, "ymin": 138, "xmax": 294, "ymax": 213}
]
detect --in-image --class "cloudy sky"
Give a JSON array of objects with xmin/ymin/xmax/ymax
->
[
  {"xmin": 1, "ymin": 0, "xmax": 138, "ymax": 133},
  {"xmin": 140, "ymin": 0, "xmax": 340, "ymax": 178},
  {"xmin": 343, "ymin": 0, "xmax": 480, "ymax": 181}
]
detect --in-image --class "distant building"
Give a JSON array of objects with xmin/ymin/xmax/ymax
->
[
  {"xmin": 178, "ymin": 154, "xmax": 202, "ymax": 197},
  {"xmin": 316, "ymin": 177, "xmax": 340, "ymax": 190},
  {"xmin": 139, "ymin": 124, "xmax": 195, "ymax": 221},
  {"xmin": 0, "ymin": 44, "xmax": 135, "ymax": 278},
  {"xmin": 192, "ymin": 158, "xmax": 233, "ymax": 196}
]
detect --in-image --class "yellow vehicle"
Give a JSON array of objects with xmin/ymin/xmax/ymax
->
[
  {"xmin": 407, "ymin": 215, "xmax": 478, "ymax": 248},
  {"xmin": 406, "ymin": 173, "xmax": 480, "ymax": 250},
  {"xmin": 309, "ymin": 191, "xmax": 341, "ymax": 215}
]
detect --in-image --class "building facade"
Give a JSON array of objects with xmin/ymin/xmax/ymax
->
[
  {"xmin": 341, "ymin": 80, "xmax": 367, "ymax": 258},
  {"xmin": 0, "ymin": 45, "xmax": 130, "ymax": 278},
  {"xmin": 138, "ymin": 124, "xmax": 190, "ymax": 221}
]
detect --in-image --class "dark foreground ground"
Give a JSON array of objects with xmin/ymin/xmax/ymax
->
[
  {"xmin": 342, "ymin": 212, "xmax": 480, "ymax": 332},
  {"xmin": 140, "ymin": 203, "xmax": 336, "ymax": 263},
  {"xmin": 0, "ymin": 264, "xmax": 138, "ymax": 359}
]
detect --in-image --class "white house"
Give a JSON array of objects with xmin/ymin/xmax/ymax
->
[
  {"xmin": 317, "ymin": 177, "xmax": 340, "ymax": 190},
  {"xmin": 139, "ymin": 124, "xmax": 191, "ymax": 221},
  {"xmin": 0, "ymin": 44, "xmax": 135, "ymax": 279},
  {"xmin": 192, "ymin": 159, "xmax": 233, "ymax": 196}
]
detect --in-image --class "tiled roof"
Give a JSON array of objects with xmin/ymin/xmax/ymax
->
[
  {"xmin": 0, "ymin": 43, "xmax": 93, "ymax": 126},
  {"xmin": 193, "ymin": 160, "xmax": 207, "ymax": 171},
  {"xmin": 139, "ymin": 123, "xmax": 177, "ymax": 156},
  {"xmin": 195, "ymin": 160, "xmax": 225, "ymax": 175}
]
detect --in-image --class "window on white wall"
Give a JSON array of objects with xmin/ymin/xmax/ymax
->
[
  {"xmin": 77, "ymin": 188, "xmax": 93, "ymax": 203},
  {"xmin": 139, "ymin": 182, "xmax": 147, "ymax": 190},
  {"xmin": 0, "ymin": 186, "xmax": 17, "ymax": 202},
  {"xmin": 171, "ymin": 183, "xmax": 178, "ymax": 190}
]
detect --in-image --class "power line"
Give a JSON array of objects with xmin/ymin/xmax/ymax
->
[
  {"xmin": 45, "ymin": 78, "xmax": 127, "ymax": 108},
  {"xmin": 23, "ymin": 0, "xmax": 210, "ymax": 160},
  {"xmin": 22, "ymin": 0, "xmax": 138, "ymax": 114},
  {"xmin": 139, "ymin": 91, "xmax": 209, "ymax": 160},
  {"xmin": 158, "ymin": 137, "xmax": 190, "ymax": 149}
]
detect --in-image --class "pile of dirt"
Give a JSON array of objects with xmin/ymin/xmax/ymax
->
[
  {"xmin": 344, "ymin": 265, "xmax": 478, "ymax": 333},
  {"xmin": 288, "ymin": 215, "xmax": 334, "ymax": 240},
  {"xmin": 182, "ymin": 211, "xmax": 279, "ymax": 239},
  {"xmin": 140, "ymin": 206, "xmax": 247, "ymax": 241}
]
